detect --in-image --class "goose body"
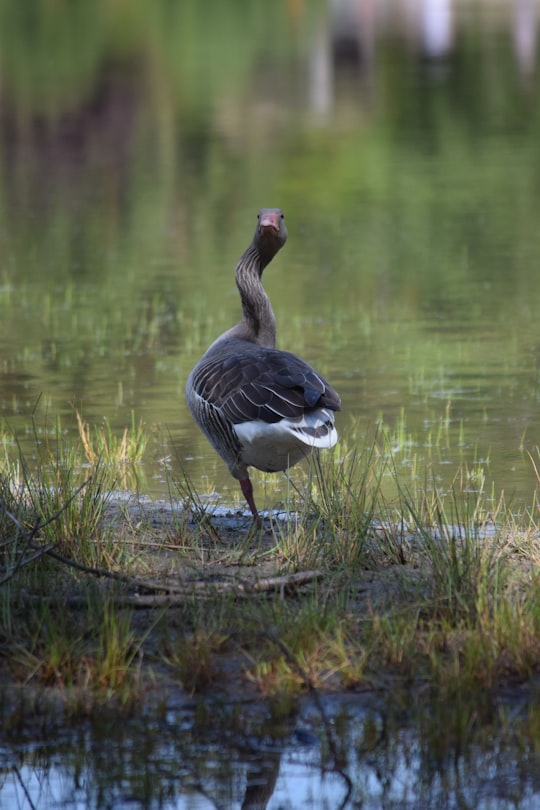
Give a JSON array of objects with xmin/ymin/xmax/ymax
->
[{"xmin": 185, "ymin": 209, "xmax": 341, "ymax": 523}]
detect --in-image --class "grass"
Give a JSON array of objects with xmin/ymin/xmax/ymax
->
[
  {"xmin": 77, "ymin": 410, "xmax": 148, "ymax": 491},
  {"xmin": 10, "ymin": 594, "xmax": 151, "ymax": 704},
  {"xmin": 77, "ymin": 410, "xmax": 148, "ymax": 466},
  {"xmin": 18, "ymin": 420, "xmax": 116, "ymax": 565},
  {"xmin": 1, "ymin": 411, "xmax": 540, "ymax": 773}
]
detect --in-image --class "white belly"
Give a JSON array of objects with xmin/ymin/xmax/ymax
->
[
  {"xmin": 234, "ymin": 412, "xmax": 337, "ymax": 473},
  {"xmin": 239, "ymin": 432, "xmax": 312, "ymax": 472}
]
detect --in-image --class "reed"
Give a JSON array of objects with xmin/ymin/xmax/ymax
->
[
  {"xmin": 77, "ymin": 410, "xmax": 147, "ymax": 466},
  {"xmin": 19, "ymin": 424, "xmax": 115, "ymax": 565}
]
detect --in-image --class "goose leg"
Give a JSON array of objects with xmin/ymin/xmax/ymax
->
[{"xmin": 240, "ymin": 477, "xmax": 262, "ymax": 527}]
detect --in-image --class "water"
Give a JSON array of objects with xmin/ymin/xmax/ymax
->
[
  {"xmin": 1, "ymin": 2, "xmax": 540, "ymax": 806},
  {"xmin": 3, "ymin": 693, "xmax": 540, "ymax": 809},
  {"xmin": 0, "ymin": 0, "xmax": 539, "ymax": 512}
]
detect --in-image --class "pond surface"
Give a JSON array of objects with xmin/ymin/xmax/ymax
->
[
  {"xmin": 1, "ymin": 0, "xmax": 540, "ymax": 513},
  {"xmin": 3, "ymin": 691, "xmax": 540, "ymax": 810}
]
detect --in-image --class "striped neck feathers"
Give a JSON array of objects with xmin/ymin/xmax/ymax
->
[{"xmin": 235, "ymin": 244, "xmax": 276, "ymax": 348}]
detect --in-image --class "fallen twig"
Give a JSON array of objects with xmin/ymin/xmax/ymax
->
[{"xmin": 22, "ymin": 569, "xmax": 324, "ymax": 605}]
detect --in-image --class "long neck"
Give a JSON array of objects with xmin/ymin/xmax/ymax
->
[{"xmin": 235, "ymin": 243, "xmax": 276, "ymax": 348}]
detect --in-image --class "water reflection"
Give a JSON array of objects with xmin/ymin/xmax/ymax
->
[
  {"xmin": 310, "ymin": 0, "xmax": 539, "ymax": 121},
  {"xmin": 0, "ymin": 0, "xmax": 539, "ymax": 507},
  {"xmin": 3, "ymin": 693, "xmax": 540, "ymax": 809},
  {"xmin": 514, "ymin": 0, "xmax": 538, "ymax": 75}
]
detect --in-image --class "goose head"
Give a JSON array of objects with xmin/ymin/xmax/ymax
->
[{"xmin": 253, "ymin": 208, "xmax": 288, "ymax": 264}]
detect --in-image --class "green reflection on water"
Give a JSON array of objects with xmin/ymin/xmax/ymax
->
[{"xmin": 0, "ymin": 1, "xmax": 539, "ymax": 508}]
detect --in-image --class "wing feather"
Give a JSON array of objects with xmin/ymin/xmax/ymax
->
[{"xmin": 191, "ymin": 343, "xmax": 341, "ymax": 426}]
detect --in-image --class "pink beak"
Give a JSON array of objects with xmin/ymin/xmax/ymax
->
[{"xmin": 259, "ymin": 211, "xmax": 281, "ymax": 232}]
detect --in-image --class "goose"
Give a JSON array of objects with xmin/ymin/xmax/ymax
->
[{"xmin": 185, "ymin": 208, "xmax": 341, "ymax": 525}]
